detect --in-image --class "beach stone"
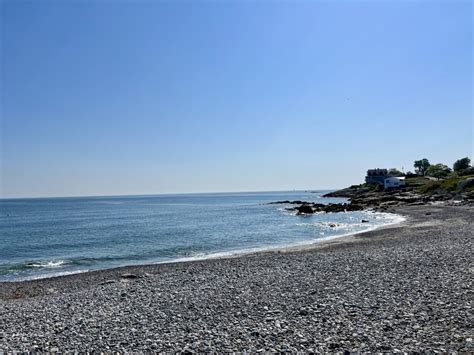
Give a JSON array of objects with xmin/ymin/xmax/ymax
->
[
  {"xmin": 99, "ymin": 280, "xmax": 116, "ymax": 285},
  {"xmin": 298, "ymin": 309, "xmax": 309, "ymax": 316},
  {"xmin": 120, "ymin": 273, "xmax": 138, "ymax": 279}
]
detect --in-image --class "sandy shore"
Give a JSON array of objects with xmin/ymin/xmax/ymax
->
[{"xmin": 1, "ymin": 204, "xmax": 473, "ymax": 352}]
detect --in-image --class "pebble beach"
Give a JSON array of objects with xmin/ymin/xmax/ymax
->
[{"xmin": 1, "ymin": 204, "xmax": 473, "ymax": 352}]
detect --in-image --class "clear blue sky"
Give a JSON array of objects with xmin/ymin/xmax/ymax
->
[{"xmin": 1, "ymin": 0, "xmax": 472, "ymax": 198}]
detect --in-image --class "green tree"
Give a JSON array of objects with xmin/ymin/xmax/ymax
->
[
  {"xmin": 453, "ymin": 157, "xmax": 471, "ymax": 172},
  {"xmin": 414, "ymin": 159, "xmax": 430, "ymax": 176},
  {"xmin": 388, "ymin": 168, "xmax": 404, "ymax": 176},
  {"xmin": 426, "ymin": 163, "xmax": 451, "ymax": 180}
]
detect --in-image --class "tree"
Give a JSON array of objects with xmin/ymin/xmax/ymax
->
[
  {"xmin": 388, "ymin": 168, "xmax": 404, "ymax": 176},
  {"xmin": 426, "ymin": 163, "xmax": 451, "ymax": 180},
  {"xmin": 414, "ymin": 159, "xmax": 430, "ymax": 176},
  {"xmin": 453, "ymin": 157, "xmax": 471, "ymax": 172}
]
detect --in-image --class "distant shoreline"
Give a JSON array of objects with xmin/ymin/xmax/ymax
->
[{"xmin": 0, "ymin": 189, "xmax": 339, "ymax": 201}]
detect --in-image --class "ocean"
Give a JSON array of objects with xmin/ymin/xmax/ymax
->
[{"xmin": 0, "ymin": 191, "xmax": 402, "ymax": 281}]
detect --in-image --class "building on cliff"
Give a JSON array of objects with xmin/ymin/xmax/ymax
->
[
  {"xmin": 365, "ymin": 169, "xmax": 389, "ymax": 185},
  {"xmin": 365, "ymin": 169, "xmax": 406, "ymax": 190},
  {"xmin": 384, "ymin": 176, "xmax": 406, "ymax": 190}
]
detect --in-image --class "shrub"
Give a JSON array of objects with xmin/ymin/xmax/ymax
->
[
  {"xmin": 418, "ymin": 181, "xmax": 442, "ymax": 194},
  {"xmin": 388, "ymin": 168, "xmax": 404, "ymax": 176},
  {"xmin": 405, "ymin": 176, "xmax": 430, "ymax": 186},
  {"xmin": 417, "ymin": 175, "xmax": 474, "ymax": 194},
  {"xmin": 426, "ymin": 163, "xmax": 451, "ymax": 180}
]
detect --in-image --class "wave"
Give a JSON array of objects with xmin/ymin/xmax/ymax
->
[
  {"xmin": 0, "ymin": 244, "xmax": 208, "ymax": 277},
  {"xmin": 0, "ymin": 259, "xmax": 73, "ymax": 275},
  {"xmin": 24, "ymin": 269, "xmax": 90, "ymax": 281},
  {"xmin": 25, "ymin": 260, "xmax": 67, "ymax": 268}
]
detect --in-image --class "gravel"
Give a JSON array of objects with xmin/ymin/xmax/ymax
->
[{"xmin": 1, "ymin": 205, "xmax": 473, "ymax": 352}]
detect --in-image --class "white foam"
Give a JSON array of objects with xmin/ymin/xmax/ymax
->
[
  {"xmin": 26, "ymin": 260, "xmax": 67, "ymax": 268},
  {"xmin": 157, "ymin": 212, "xmax": 406, "ymax": 265},
  {"xmin": 19, "ymin": 269, "xmax": 90, "ymax": 281}
]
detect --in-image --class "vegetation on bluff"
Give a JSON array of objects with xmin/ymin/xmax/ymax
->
[
  {"xmin": 407, "ymin": 157, "xmax": 473, "ymax": 179},
  {"xmin": 339, "ymin": 156, "xmax": 474, "ymax": 200},
  {"xmin": 406, "ymin": 157, "xmax": 474, "ymax": 195},
  {"xmin": 417, "ymin": 175, "xmax": 474, "ymax": 194}
]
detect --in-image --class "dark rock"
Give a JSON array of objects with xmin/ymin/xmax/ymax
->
[
  {"xmin": 460, "ymin": 192, "xmax": 474, "ymax": 201},
  {"xmin": 346, "ymin": 204, "xmax": 364, "ymax": 211},
  {"xmin": 99, "ymin": 280, "xmax": 116, "ymax": 285},
  {"xmin": 268, "ymin": 200, "xmax": 305, "ymax": 205},
  {"xmin": 458, "ymin": 178, "xmax": 474, "ymax": 191},
  {"xmin": 298, "ymin": 309, "xmax": 309, "ymax": 316},
  {"xmin": 324, "ymin": 204, "xmax": 346, "ymax": 213},
  {"xmin": 361, "ymin": 220, "xmax": 369, "ymax": 223},
  {"xmin": 296, "ymin": 204, "xmax": 315, "ymax": 215},
  {"xmin": 120, "ymin": 273, "xmax": 138, "ymax": 279}
]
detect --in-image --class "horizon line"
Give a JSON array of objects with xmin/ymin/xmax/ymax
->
[{"xmin": 0, "ymin": 188, "xmax": 341, "ymax": 201}]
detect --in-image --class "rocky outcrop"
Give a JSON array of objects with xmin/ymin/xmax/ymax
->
[
  {"xmin": 270, "ymin": 178, "xmax": 474, "ymax": 215},
  {"xmin": 458, "ymin": 177, "xmax": 474, "ymax": 190},
  {"xmin": 269, "ymin": 201, "xmax": 364, "ymax": 215},
  {"xmin": 268, "ymin": 200, "xmax": 306, "ymax": 205},
  {"xmin": 270, "ymin": 187, "xmax": 430, "ymax": 214}
]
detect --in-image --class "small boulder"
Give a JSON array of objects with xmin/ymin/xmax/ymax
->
[{"xmin": 120, "ymin": 273, "xmax": 138, "ymax": 279}]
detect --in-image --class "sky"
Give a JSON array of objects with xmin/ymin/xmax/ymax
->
[{"xmin": 1, "ymin": 0, "xmax": 472, "ymax": 198}]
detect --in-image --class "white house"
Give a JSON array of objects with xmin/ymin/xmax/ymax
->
[{"xmin": 384, "ymin": 176, "xmax": 406, "ymax": 190}]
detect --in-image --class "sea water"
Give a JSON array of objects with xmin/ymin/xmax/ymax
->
[{"xmin": 0, "ymin": 191, "xmax": 403, "ymax": 281}]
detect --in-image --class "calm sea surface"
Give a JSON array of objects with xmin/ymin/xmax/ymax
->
[{"xmin": 0, "ymin": 191, "xmax": 402, "ymax": 281}]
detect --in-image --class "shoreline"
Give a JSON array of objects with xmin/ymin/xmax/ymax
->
[
  {"xmin": 1, "ymin": 210, "xmax": 405, "ymax": 284},
  {"xmin": 1, "ymin": 203, "xmax": 472, "ymax": 352}
]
